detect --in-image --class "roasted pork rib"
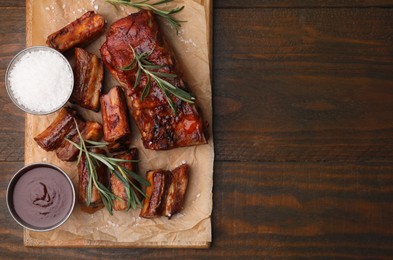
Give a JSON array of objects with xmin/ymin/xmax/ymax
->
[
  {"xmin": 111, "ymin": 148, "xmax": 139, "ymax": 211},
  {"xmin": 140, "ymin": 164, "xmax": 189, "ymax": 219},
  {"xmin": 100, "ymin": 10, "xmax": 208, "ymax": 150},
  {"xmin": 71, "ymin": 48, "xmax": 104, "ymax": 111},
  {"xmin": 100, "ymin": 86, "xmax": 131, "ymax": 144},
  {"xmin": 47, "ymin": 11, "xmax": 105, "ymax": 53},
  {"xmin": 34, "ymin": 107, "xmax": 103, "ymax": 162},
  {"xmin": 78, "ymin": 148, "xmax": 108, "ymax": 213},
  {"xmin": 56, "ymin": 121, "xmax": 103, "ymax": 161},
  {"xmin": 34, "ymin": 107, "xmax": 84, "ymax": 151}
]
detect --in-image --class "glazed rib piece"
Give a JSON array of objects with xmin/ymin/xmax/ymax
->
[
  {"xmin": 100, "ymin": 10, "xmax": 208, "ymax": 150},
  {"xmin": 78, "ymin": 148, "xmax": 108, "ymax": 214},
  {"xmin": 100, "ymin": 86, "xmax": 131, "ymax": 144},
  {"xmin": 34, "ymin": 107, "xmax": 84, "ymax": 151},
  {"xmin": 71, "ymin": 48, "xmax": 104, "ymax": 111},
  {"xmin": 47, "ymin": 11, "xmax": 105, "ymax": 53},
  {"xmin": 111, "ymin": 148, "xmax": 139, "ymax": 211},
  {"xmin": 162, "ymin": 164, "xmax": 189, "ymax": 218},
  {"xmin": 140, "ymin": 169, "xmax": 170, "ymax": 218},
  {"xmin": 56, "ymin": 121, "xmax": 103, "ymax": 161},
  {"xmin": 106, "ymin": 141, "xmax": 130, "ymax": 153},
  {"xmin": 140, "ymin": 164, "xmax": 189, "ymax": 219}
]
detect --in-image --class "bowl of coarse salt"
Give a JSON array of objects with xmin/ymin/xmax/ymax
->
[{"xmin": 5, "ymin": 46, "xmax": 74, "ymax": 115}]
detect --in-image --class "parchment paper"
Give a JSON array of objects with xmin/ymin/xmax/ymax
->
[{"xmin": 24, "ymin": 0, "xmax": 213, "ymax": 247}]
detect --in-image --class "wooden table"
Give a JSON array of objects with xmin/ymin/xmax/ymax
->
[{"xmin": 1, "ymin": 0, "xmax": 393, "ymax": 258}]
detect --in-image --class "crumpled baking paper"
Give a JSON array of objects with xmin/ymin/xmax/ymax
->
[{"xmin": 24, "ymin": 0, "xmax": 213, "ymax": 247}]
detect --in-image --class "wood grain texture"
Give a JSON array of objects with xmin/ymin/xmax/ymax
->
[
  {"xmin": 213, "ymin": 8, "xmax": 393, "ymax": 162},
  {"xmin": 2, "ymin": 162, "xmax": 393, "ymax": 258},
  {"xmin": 215, "ymin": 0, "xmax": 393, "ymax": 8},
  {"xmin": 0, "ymin": 6, "xmax": 25, "ymax": 162},
  {"xmin": 0, "ymin": 0, "xmax": 392, "ymax": 258}
]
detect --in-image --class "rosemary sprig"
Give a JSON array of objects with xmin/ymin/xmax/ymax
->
[
  {"xmin": 66, "ymin": 120, "xmax": 149, "ymax": 213},
  {"xmin": 120, "ymin": 44, "xmax": 195, "ymax": 114},
  {"xmin": 105, "ymin": 0, "xmax": 185, "ymax": 33}
]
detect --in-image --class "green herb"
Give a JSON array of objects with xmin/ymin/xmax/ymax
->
[
  {"xmin": 120, "ymin": 44, "xmax": 195, "ymax": 114},
  {"xmin": 66, "ymin": 120, "xmax": 149, "ymax": 214},
  {"xmin": 105, "ymin": 0, "xmax": 185, "ymax": 33}
]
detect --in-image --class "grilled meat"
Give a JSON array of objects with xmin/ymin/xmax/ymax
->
[
  {"xmin": 162, "ymin": 164, "xmax": 189, "ymax": 218},
  {"xmin": 78, "ymin": 148, "xmax": 108, "ymax": 213},
  {"xmin": 106, "ymin": 140, "xmax": 130, "ymax": 153},
  {"xmin": 140, "ymin": 164, "xmax": 189, "ymax": 219},
  {"xmin": 47, "ymin": 11, "xmax": 105, "ymax": 53},
  {"xmin": 100, "ymin": 86, "xmax": 131, "ymax": 144},
  {"xmin": 111, "ymin": 148, "xmax": 139, "ymax": 211},
  {"xmin": 34, "ymin": 107, "xmax": 84, "ymax": 151},
  {"xmin": 100, "ymin": 10, "xmax": 208, "ymax": 150},
  {"xmin": 140, "ymin": 169, "xmax": 170, "ymax": 218},
  {"xmin": 71, "ymin": 48, "xmax": 104, "ymax": 111},
  {"xmin": 56, "ymin": 121, "xmax": 103, "ymax": 161}
]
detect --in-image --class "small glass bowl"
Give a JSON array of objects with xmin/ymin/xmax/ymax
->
[
  {"xmin": 6, "ymin": 163, "xmax": 76, "ymax": 232},
  {"xmin": 5, "ymin": 46, "xmax": 74, "ymax": 115}
]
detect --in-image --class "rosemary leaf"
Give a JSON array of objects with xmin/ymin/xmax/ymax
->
[
  {"xmin": 66, "ymin": 120, "xmax": 148, "ymax": 214},
  {"xmin": 150, "ymin": 71, "xmax": 177, "ymax": 78},
  {"xmin": 105, "ymin": 157, "xmax": 139, "ymax": 163},
  {"xmin": 120, "ymin": 166, "xmax": 150, "ymax": 187},
  {"xmin": 126, "ymin": 187, "xmax": 133, "ymax": 209},
  {"xmin": 127, "ymin": 177, "xmax": 147, "ymax": 198},
  {"xmin": 121, "ymin": 44, "xmax": 196, "ymax": 114},
  {"xmin": 141, "ymin": 75, "xmax": 151, "ymax": 101},
  {"xmin": 85, "ymin": 140, "xmax": 109, "ymax": 146},
  {"xmin": 105, "ymin": 0, "xmax": 185, "ymax": 33},
  {"xmin": 89, "ymin": 153, "xmax": 115, "ymax": 171}
]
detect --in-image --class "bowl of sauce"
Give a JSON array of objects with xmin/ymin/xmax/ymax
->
[
  {"xmin": 5, "ymin": 46, "xmax": 74, "ymax": 115},
  {"xmin": 6, "ymin": 163, "xmax": 75, "ymax": 232}
]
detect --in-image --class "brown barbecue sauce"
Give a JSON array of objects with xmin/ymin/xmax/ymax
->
[{"xmin": 12, "ymin": 167, "xmax": 74, "ymax": 228}]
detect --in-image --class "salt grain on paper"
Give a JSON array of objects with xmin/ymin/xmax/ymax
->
[
  {"xmin": 107, "ymin": 220, "xmax": 118, "ymax": 227},
  {"xmin": 8, "ymin": 50, "xmax": 73, "ymax": 112}
]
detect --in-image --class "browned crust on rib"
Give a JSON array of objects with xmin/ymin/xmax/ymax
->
[
  {"xmin": 140, "ymin": 169, "xmax": 170, "ymax": 218},
  {"xmin": 100, "ymin": 10, "xmax": 208, "ymax": 150},
  {"xmin": 34, "ymin": 107, "xmax": 83, "ymax": 151},
  {"xmin": 163, "ymin": 164, "xmax": 189, "ymax": 218},
  {"xmin": 78, "ymin": 148, "xmax": 108, "ymax": 214},
  {"xmin": 47, "ymin": 11, "xmax": 105, "ymax": 53},
  {"xmin": 100, "ymin": 86, "xmax": 132, "ymax": 143},
  {"xmin": 71, "ymin": 48, "xmax": 104, "ymax": 111},
  {"xmin": 56, "ymin": 121, "xmax": 103, "ymax": 161},
  {"xmin": 140, "ymin": 164, "xmax": 189, "ymax": 219},
  {"xmin": 111, "ymin": 148, "xmax": 139, "ymax": 211}
]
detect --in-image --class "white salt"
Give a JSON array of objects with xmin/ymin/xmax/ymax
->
[{"xmin": 8, "ymin": 50, "xmax": 73, "ymax": 113}]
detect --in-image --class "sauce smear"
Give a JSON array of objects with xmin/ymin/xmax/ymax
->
[{"xmin": 12, "ymin": 167, "xmax": 74, "ymax": 229}]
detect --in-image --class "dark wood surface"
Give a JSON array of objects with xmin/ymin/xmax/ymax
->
[{"xmin": 1, "ymin": 0, "xmax": 393, "ymax": 258}]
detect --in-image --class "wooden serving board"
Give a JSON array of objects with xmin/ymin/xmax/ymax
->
[{"xmin": 24, "ymin": 0, "xmax": 213, "ymax": 248}]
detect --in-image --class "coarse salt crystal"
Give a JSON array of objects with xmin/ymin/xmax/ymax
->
[{"xmin": 8, "ymin": 50, "xmax": 73, "ymax": 113}]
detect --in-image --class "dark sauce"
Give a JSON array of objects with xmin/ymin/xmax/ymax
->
[{"xmin": 12, "ymin": 167, "xmax": 74, "ymax": 229}]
